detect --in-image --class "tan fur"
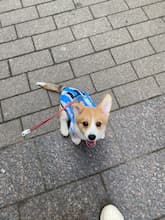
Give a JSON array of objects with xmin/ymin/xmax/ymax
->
[{"xmin": 74, "ymin": 106, "xmax": 108, "ymax": 133}]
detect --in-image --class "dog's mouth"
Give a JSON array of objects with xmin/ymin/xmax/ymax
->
[{"xmin": 85, "ymin": 140, "xmax": 96, "ymax": 148}]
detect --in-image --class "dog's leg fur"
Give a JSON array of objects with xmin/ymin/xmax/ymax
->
[
  {"xmin": 60, "ymin": 110, "xmax": 69, "ymax": 137},
  {"xmin": 60, "ymin": 110, "xmax": 81, "ymax": 145}
]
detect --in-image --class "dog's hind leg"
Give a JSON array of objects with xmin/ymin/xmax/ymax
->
[{"xmin": 60, "ymin": 110, "xmax": 69, "ymax": 137}]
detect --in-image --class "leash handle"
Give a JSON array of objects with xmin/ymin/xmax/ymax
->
[{"xmin": 21, "ymin": 129, "xmax": 31, "ymax": 137}]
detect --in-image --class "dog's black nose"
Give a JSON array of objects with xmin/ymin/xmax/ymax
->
[{"xmin": 88, "ymin": 134, "xmax": 96, "ymax": 140}]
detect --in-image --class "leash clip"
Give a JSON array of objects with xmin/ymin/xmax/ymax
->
[{"xmin": 21, "ymin": 129, "xmax": 31, "ymax": 137}]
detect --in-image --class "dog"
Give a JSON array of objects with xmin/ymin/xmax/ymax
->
[{"xmin": 36, "ymin": 82, "xmax": 112, "ymax": 148}]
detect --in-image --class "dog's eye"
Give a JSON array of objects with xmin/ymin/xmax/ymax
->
[
  {"xmin": 96, "ymin": 121, "xmax": 102, "ymax": 127},
  {"xmin": 82, "ymin": 121, "xmax": 88, "ymax": 127}
]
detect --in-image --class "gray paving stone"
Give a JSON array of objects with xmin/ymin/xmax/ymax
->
[
  {"xmin": 0, "ymin": 38, "xmax": 34, "ymax": 60},
  {"xmin": 1, "ymin": 90, "xmax": 50, "ymax": 120},
  {"xmin": 0, "ymin": 141, "xmax": 44, "ymax": 207},
  {"xmin": 132, "ymin": 52, "xmax": 165, "ymax": 77},
  {"xmin": 19, "ymin": 176, "xmax": 107, "ymax": 220},
  {"xmin": 111, "ymin": 39, "xmax": 154, "ymax": 64},
  {"xmin": 22, "ymin": 106, "xmax": 59, "ymax": 138},
  {"xmin": 71, "ymin": 51, "xmax": 115, "ymax": 76},
  {"xmin": 48, "ymin": 75, "xmax": 96, "ymax": 105},
  {"xmin": 102, "ymin": 149, "xmax": 165, "ymax": 219},
  {"xmin": 16, "ymin": 17, "xmax": 56, "ymax": 38},
  {"xmin": 155, "ymin": 72, "xmax": 165, "ymax": 93},
  {"xmin": 0, "ymin": 7, "xmax": 38, "ymax": 26},
  {"xmin": 91, "ymin": 90, "xmax": 119, "ymax": 111},
  {"xmin": 35, "ymin": 127, "xmax": 122, "ymax": 189},
  {"xmin": 149, "ymin": 33, "xmax": 165, "ymax": 52},
  {"xmin": 143, "ymin": 1, "xmax": 165, "ymax": 19},
  {"xmin": 125, "ymin": 0, "xmax": 161, "ymax": 8},
  {"xmin": 91, "ymin": 0, "xmax": 128, "ymax": 18},
  {"xmin": 0, "ymin": 26, "xmax": 17, "ymax": 44},
  {"xmin": 9, "ymin": 50, "xmax": 53, "ymax": 75},
  {"xmin": 47, "ymin": 92, "xmax": 60, "ymax": 107},
  {"xmin": 110, "ymin": 95, "xmax": 165, "ymax": 159},
  {"xmin": 128, "ymin": 19, "xmax": 165, "ymax": 40},
  {"xmin": 0, "ymin": 61, "xmax": 10, "ymax": 79},
  {"xmin": 54, "ymin": 7, "xmax": 93, "ymax": 28},
  {"xmin": 0, "ymin": 74, "xmax": 29, "ymax": 100},
  {"xmin": 0, "ymin": 205, "xmax": 19, "ymax": 220},
  {"xmin": 74, "ymin": 0, "xmax": 106, "ymax": 7},
  {"xmin": 0, "ymin": 0, "xmax": 21, "ymax": 14},
  {"xmin": 51, "ymin": 39, "xmax": 94, "ymax": 63},
  {"xmin": 0, "ymin": 120, "xmax": 22, "ymax": 148},
  {"xmin": 113, "ymin": 77, "xmax": 161, "ymax": 107},
  {"xmin": 28, "ymin": 63, "xmax": 74, "ymax": 90},
  {"xmin": 72, "ymin": 17, "xmax": 111, "ymax": 39},
  {"xmin": 22, "ymin": 0, "xmax": 51, "ymax": 6},
  {"xmin": 91, "ymin": 63, "xmax": 137, "ymax": 91},
  {"xmin": 90, "ymin": 28, "xmax": 132, "ymax": 51},
  {"xmin": 37, "ymin": 0, "xmax": 75, "ymax": 17},
  {"xmin": 33, "ymin": 28, "xmax": 74, "ymax": 50},
  {"xmin": 108, "ymin": 8, "xmax": 147, "ymax": 28}
]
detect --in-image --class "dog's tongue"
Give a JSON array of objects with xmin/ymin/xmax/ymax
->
[{"xmin": 86, "ymin": 140, "xmax": 96, "ymax": 148}]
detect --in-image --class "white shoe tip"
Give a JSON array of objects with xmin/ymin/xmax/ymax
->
[{"xmin": 100, "ymin": 205, "xmax": 124, "ymax": 220}]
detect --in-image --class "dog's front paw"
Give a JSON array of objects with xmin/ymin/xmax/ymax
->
[{"xmin": 71, "ymin": 135, "xmax": 81, "ymax": 145}]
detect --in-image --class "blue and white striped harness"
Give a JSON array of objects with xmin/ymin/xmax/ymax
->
[{"xmin": 60, "ymin": 87, "xmax": 96, "ymax": 135}]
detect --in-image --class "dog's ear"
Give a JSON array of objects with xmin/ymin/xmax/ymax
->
[
  {"xmin": 98, "ymin": 94, "xmax": 112, "ymax": 114},
  {"xmin": 72, "ymin": 102, "xmax": 84, "ymax": 115}
]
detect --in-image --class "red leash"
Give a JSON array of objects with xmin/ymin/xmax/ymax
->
[{"xmin": 21, "ymin": 101, "xmax": 75, "ymax": 136}]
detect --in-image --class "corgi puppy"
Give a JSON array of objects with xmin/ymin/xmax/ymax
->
[{"xmin": 36, "ymin": 82, "xmax": 112, "ymax": 148}]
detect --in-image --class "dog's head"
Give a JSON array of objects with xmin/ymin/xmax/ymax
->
[{"xmin": 72, "ymin": 94, "xmax": 112, "ymax": 148}]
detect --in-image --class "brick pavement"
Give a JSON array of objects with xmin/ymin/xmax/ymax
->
[{"xmin": 0, "ymin": 0, "xmax": 164, "ymax": 219}]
